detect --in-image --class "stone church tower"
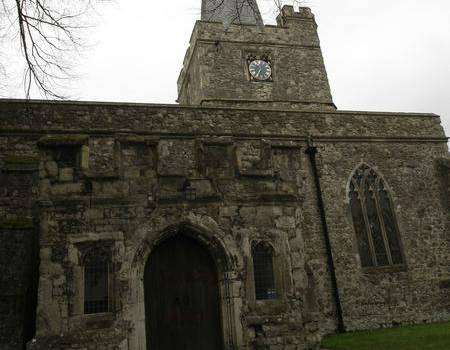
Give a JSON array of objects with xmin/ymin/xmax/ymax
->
[
  {"xmin": 179, "ymin": 2, "xmax": 334, "ymax": 110},
  {"xmin": 0, "ymin": 1, "xmax": 449, "ymax": 350}
]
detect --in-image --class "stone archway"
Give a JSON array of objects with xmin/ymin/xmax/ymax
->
[
  {"xmin": 144, "ymin": 232, "xmax": 223, "ymax": 350},
  {"xmin": 127, "ymin": 220, "xmax": 242, "ymax": 350}
]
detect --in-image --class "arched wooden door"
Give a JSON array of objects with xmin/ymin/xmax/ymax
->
[{"xmin": 144, "ymin": 234, "xmax": 224, "ymax": 350}]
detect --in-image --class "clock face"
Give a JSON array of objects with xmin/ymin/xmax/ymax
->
[{"xmin": 248, "ymin": 59, "xmax": 272, "ymax": 81}]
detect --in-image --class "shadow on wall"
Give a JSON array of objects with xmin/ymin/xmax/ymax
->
[{"xmin": 0, "ymin": 224, "xmax": 39, "ymax": 350}]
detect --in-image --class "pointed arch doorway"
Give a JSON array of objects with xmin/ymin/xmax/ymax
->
[{"xmin": 144, "ymin": 233, "xmax": 224, "ymax": 350}]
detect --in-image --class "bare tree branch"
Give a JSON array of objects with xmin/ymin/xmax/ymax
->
[
  {"xmin": 1, "ymin": 0, "xmax": 301, "ymax": 99},
  {"xmin": 1, "ymin": 0, "xmax": 107, "ymax": 99}
]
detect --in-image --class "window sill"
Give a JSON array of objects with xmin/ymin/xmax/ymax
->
[
  {"xmin": 255, "ymin": 298, "xmax": 279, "ymax": 304},
  {"xmin": 82, "ymin": 312, "xmax": 115, "ymax": 329},
  {"xmin": 83, "ymin": 311, "xmax": 114, "ymax": 319},
  {"xmin": 362, "ymin": 264, "xmax": 407, "ymax": 274},
  {"xmin": 250, "ymin": 298, "xmax": 288, "ymax": 314}
]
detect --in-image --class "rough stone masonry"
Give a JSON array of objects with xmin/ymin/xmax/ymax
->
[{"xmin": 0, "ymin": 4, "xmax": 449, "ymax": 350}]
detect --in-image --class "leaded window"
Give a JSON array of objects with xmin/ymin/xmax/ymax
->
[
  {"xmin": 252, "ymin": 242, "xmax": 277, "ymax": 300},
  {"xmin": 84, "ymin": 249, "xmax": 110, "ymax": 314},
  {"xmin": 349, "ymin": 164, "xmax": 404, "ymax": 268}
]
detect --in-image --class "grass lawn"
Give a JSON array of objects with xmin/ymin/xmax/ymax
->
[{"xmin": 321, "ymin": 322, "xmax": 450, "ymax": 350}]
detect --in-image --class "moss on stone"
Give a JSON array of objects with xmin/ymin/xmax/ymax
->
[
  {"xmin": 436, "ymin": 157, "xmax": 450, "ymax": 171},
  {"xmin": 0, "ymin": 218, "xmax": 35, "ymax": 230},
  {"xmin": 119, "ymin": 135, "xmax": 158, "ymax": 145},
  {"xmin": 120, "ymin": 135, "xmax": 147, "ymax": 143},
  {"xmin": 4, "ymin": 155, "xmax": 39, "ymax": 164},
  {"xmin": 37, "ymin": 135, "xmax": 88, "ymax": 147},
  {"xmin": 2, "ymin": 156, "xmax": 39, "ymax": 172}
]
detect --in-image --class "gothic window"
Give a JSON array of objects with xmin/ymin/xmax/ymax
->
[
  {"xmin": 252, "ymin": 242, "xmax": 277, "ymax": 300},
  {"xmin": 349, "ymin": 164, "xmax": 404, "ymax": 268},
  {"xmin": 83, "ymin": 248, "xmax": 110, "ymax": 314}
]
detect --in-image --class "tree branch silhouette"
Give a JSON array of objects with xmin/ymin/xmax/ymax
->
[
  {"xmin": 1, "ymin": 0, "xmax": 302, "ymax": 99},
  {"xmin": 1, "ymin": 0, "xmax": 106, "ymax": 98}
]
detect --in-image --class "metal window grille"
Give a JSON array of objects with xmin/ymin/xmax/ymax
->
[
  {"xmin": 84, "ymin": 252, "xmax": 109, "ymax": 314},
  {"xmin": 349, "ymin": 164, "xmax": 404, "ymax": 268},
  {"xmin": 252, "ymin": 242, "xmax": 277, "ymax": 300}
]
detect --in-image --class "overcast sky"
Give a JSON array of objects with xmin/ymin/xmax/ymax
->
[{"xmin": 3, "ymin": 0, "xmax": 450, "ymax": 142}]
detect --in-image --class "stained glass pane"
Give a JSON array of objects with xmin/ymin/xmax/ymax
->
[
  {"xmin": 379, "ymin": 188, "xmax": 403, "ymax": 265},
  {"xmin": 350, "ymin": 188, "xmax": 373, "ymax": 267},
  {"xmin": 252, "ymin": 243, "xmax": 277, "ymax": 300},
  {"xmin": 84, "ymin": 254, "xmax": 109, "ymax": 314},
  {"xmin": 364, "ymin": 176, "xmax": 389, "ymax": 266}
]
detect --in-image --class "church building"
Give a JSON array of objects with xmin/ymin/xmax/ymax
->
[{"xmin": 0, "ymin": 1, "xmax": 449, "ymax": 349}]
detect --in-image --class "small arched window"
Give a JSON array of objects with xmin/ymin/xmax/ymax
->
[
  {"xmin": 252, "ymin": 242, "xmax": 277, "ymax": 300},
  {"xmin": 349, "ymin": 164, "xmax": 404, "ymax": 268},
  {"xmin": 83, "ymin": 248, "xmax": 110, "ymax": 314}
]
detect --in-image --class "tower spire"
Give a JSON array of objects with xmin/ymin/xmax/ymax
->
[{"xmin": 201, "ymin": 0, "xmax": 264, "ymax": 28}]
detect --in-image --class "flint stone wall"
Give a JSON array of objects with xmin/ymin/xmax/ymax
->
[{"xmin": 0, "ymin": 100, "xmax": 448, "ymax": 349}]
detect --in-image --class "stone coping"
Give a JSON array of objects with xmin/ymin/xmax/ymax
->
[{"xmin": 0, "ymin": 98, "xmax": 440, "ymax": 118}]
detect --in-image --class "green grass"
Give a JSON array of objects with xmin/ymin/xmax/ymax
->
[{"xmin": 321, "ymin": 322, "xmax": 450, "ymax": 350}]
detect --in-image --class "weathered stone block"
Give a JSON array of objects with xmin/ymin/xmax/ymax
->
[
  {"xmin": 44, "ymin": 161, "xmax": 58, "ymax": 178},
  {"xmin": 158, "ymin": 140, "xmax": 196, "ymax": 176},
  {"xmin": 58, "ymin": 167, "xmax": 74, "ymax": 182},
  {"xmin": 236, "ymin": 140, "xmax": 273, "ymax": 177}
]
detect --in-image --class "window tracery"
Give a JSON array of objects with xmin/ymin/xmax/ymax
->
[{"xmin": 349, "ymin": 164, "xmax": 404, "ymax": 268}]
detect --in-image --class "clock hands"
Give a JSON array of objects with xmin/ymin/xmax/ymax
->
[
  {"xmin": 249, "ymin": 60, "xmax": 271, "ymax": 80},
  {"xmin": 257, "ymin": 62, "xmax": 264, "ymax": 78},
  {"xmin": 257, "ymin": 66, "xmax": 262, "ymax": 77}
]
